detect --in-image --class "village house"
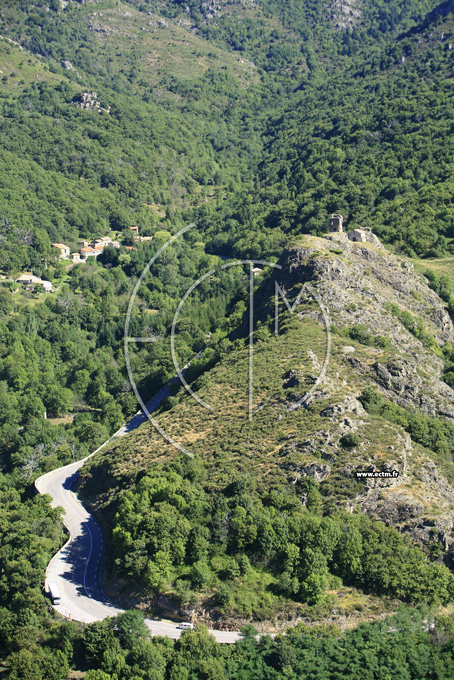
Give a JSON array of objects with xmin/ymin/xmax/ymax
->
[
  {"xmin": 52, "ymin": 243, "xmax": 70, "ymax": 259},
  {"xmin": 16, "ymin": 274, "xmax": 53, "ymax": 292},
  {"xmin": 73, "ymin": 231, "xmax": 149, "ymax": 264},
  {"xmin": 16, "ymin": 274, "xmax": 41, "ymax": 286},
  {"xmin": 92, "ymin": 236, "xmax": 112, "ymax": 247},
  {"xmin": 16, "ymin": 273, "xmax": 42, "ymax": 285},
  {"xmin": 39, "ymin": 280, "xmax": 54, "ymax": 292},
  {"xmin": 80, "ymin": 246, "xmax": 102, "ymax": 260},
  {"xmin": 90, "ymin": 236, "xmax": 121, "ymax": 250},
  {"xmin": 75, "ymin": 236, "xmax": 122, "ymax": 262}
]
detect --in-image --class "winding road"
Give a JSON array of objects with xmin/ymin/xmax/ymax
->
[{"xmin": 35, "ymin": 385, "xmax": 242, "ymax": 644}]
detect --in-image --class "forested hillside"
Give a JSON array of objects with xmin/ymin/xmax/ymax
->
[
  {"xmin": 2, "ymin": 0, "xmax": 454, "ymax": 677},
  {"xmin": 198, "ymin": 8, "xmax": 454, "ymax": 258},
  {"xmin": 2, "ymin": 0, "xmax": 454, "ymax": 265},
  {"xmin": 79, "ymin": 235, "xmax": 454, "ymax": 627}
]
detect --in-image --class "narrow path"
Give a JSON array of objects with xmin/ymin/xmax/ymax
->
[{"xmin": 36, "ymin": 392, "xmax": 241, "ymax": 644}]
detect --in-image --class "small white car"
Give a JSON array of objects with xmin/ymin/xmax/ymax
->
[
  {"xmin": 48, "ymin": 582, "xmax": 62, "ymax": 605},
  {"xmin": 177, "ymin": 622, "xmax": 194, "ymax": 630}
]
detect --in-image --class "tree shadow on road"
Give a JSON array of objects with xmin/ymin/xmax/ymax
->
[
  {"xmin": 63, "ymin": 470, "xmax": 79, "ymax": 491},
  {"xmin": 58, "ymin": 518, "xmax": 112, "ymax": 606}
]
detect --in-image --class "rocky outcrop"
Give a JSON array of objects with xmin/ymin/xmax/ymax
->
[
  {"xmin": 357, "ymin": 489, "xmax": 425, "ymax": 523},
  {"xmin": 321, "ymin": 396, "xmax": 365, "ymax": 418},
  {"xmin": 278, "ymin": 235, "xmax": 454, "ymax": 419},
  {"xmin": 282, "ymin": 461, "xmax": 332, "ymax": 483},
  {"xmin": 73, "ymin": 92, "xmax": 110, "ymax": 114},
  {"xmin": 325, "ymin": 0, "xmax": 362, "ymax": 30},
  {"xmin": 273, "ymin": 235, "xmax": 454, "ymax": 555}
]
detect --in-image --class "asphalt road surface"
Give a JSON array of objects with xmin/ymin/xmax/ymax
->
[{"xmin": 36, "ymin": 391, "xmax": 242, "ymax": 644}]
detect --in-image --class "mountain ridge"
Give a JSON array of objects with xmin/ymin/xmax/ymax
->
[
  {"xmin": 4, "ymin": 2, "xmax": 454, "ymax": 671},
  {"xmin": 77, "ymin": 233, "xmax": 454, "ymax": 626}
]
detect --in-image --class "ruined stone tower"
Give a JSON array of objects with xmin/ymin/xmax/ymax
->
[{"xmin": 329, "ymin": 214, "xmax": 343, "ymax": 232}]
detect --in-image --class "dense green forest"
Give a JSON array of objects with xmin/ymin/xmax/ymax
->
[
  {"xmin": 1, "ymin": 0, "xmax": 454, "ymax": 267},
  {"xmin": 2, "ymin": 0, "xmax": 454, "ymax": 676},
  {"xmin": 108, "ymin": 457, "xmax": 454, "ymax": 613},
  {"xmin": 198, "ymin": 15, "xmax": 454, "ymax": 258},
  {"xmin": 6, "ymin": 606, "xmax": 454, "ymax": 679},
  {"xmin": 0, "ymin": 238, "xmax": 246, "ymax": 485}
]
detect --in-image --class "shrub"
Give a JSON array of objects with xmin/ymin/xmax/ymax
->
[{"xmin": 340, "ymin": 433, "xmax": 361, "ymax": 448}]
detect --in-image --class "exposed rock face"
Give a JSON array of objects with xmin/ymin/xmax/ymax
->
[
  {"xmin": 282, "ymin": 461, "xmax": 332, "ymax": 483},
  {"xmin": 0, "ymin": 35, "xmax": 24, "ymax": 50},
  {"xmin": 301, "ymin": 462, "xmax": 331, "ymax": 481},
  {"xmin": 359, "ymin": 490, "xmax": 425, "ymax": 522},
  {"xmin": 327, "ymin": 0, "xmax": 362, "ymax": 30},
  {"xmin": 321, "ymin": 396, "xmax": 365, "ymax": 418},
  {"xmin": 63, "ymin": 0, "xmax": 97, "ymax": 5},
  {"xmin": 273, "ymin": 235, "xmax": 454, "ymax": 557},
  {"xmin": 279, "ymin": 235, "xmax": 454, "ymax": 419},
  {"xmin": 73, "ymin": 92, "xmax": 110, "ymax": 113},
  {"xmin": 185, "ymin": 0, "xmax": 255, "ymax": 23}
]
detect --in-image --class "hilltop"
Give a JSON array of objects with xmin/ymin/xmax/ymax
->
[
  {"xmin": 4, "ymin": 1, "xmax": 454, "ymax": 673},
  {"xmin": 78, "ymin": 233, "xmax": 454, "ymax": 629}
]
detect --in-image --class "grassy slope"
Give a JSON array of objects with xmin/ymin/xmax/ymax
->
[
  {"xmin": 80, "ymin": 316, "xmax": 403, "ymax": 627},
  {"xmin": 0, "ymin": 36, "xmax": 67, "ymax": 93},
  {"xmin": 74, "ymin": 2, "xmax": 259, "ymax": 89},
  {"xmin": 413, "ymin": 257, "xmax": 454, "ymax": 288},
  {"xmin": 79, "ymin": 236, "xmax": 454, "ymax": 625}
]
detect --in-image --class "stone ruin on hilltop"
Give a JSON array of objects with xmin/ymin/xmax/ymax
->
[{"xmin": 328, "ymin": 213, "xmax": 382, "ymax": 247}]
